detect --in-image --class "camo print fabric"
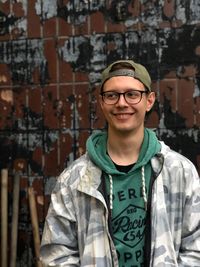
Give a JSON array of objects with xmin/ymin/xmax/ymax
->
[{"xmin": 40, "ymin": 142, "xmax": 200, "ymax": 266}]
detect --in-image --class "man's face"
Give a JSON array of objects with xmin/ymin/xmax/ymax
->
[{"xmin": 99, "ymin": 75, "xmax": 155, "ymax": 135}]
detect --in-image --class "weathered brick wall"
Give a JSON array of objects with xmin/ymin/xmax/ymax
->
[{"xmin": 0, "ymin": 0, "xmax": 200, "ymax": 265}]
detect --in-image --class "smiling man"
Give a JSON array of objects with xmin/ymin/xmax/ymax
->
[{"xmin": 40, "ymin": 60, "xmax": 200, "ymax": 267}]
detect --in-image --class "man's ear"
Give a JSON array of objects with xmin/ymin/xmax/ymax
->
[
  {"xmin": 99, "ymin": 94, "xmax": 103, "ymax": 109},
  {"xmin": 146, "ymin": 92, "xmax": 156, "ymax": 112}
]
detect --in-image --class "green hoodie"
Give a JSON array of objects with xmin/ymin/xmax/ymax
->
[{"xmin": 86, "ymin": 128, "xmax": 161, "ymax": 267}]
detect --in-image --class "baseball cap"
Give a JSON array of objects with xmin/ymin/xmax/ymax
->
[{"xmin": 101, "ymin": 59, "xmax": 151, "ymax": 91}]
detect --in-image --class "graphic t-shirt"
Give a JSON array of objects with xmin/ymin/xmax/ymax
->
[{"xmin": 106, "ymin": 164, "xmax": 151, "ymax": 267}]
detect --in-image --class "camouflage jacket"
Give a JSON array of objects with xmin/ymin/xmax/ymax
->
[{"xmin": 40, "ymin": 142, "xmax": 200, "ymax": 266}]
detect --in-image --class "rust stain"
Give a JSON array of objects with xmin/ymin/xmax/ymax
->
[
  {"xmin": 14, "ymin": 159, "xmax": 27, "ymax": 171},
  {"xmin": 0, "ymin": 89, "xmax": 14, "ymax": 104},
  {"xmin": 0, "ymin": 75, "xmax": 8, "ymax": 83},
  {"xmin": 163, "ymin": 0, "xmax": 175, "ymax": 18},
  {"xmin": 195, "ymin": 45, "xmax": 200, "ymax": 55}
]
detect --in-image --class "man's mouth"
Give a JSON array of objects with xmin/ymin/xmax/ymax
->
[{"xmin": 114, "ymin": 113, "xmax": 133, "ymax": 120}]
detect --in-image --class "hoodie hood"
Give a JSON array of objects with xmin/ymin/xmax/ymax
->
[{"xmin": 86, "ymin": 128, "xmax": 161, "ymax": 175}]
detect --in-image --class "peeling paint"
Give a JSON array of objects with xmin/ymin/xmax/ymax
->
[
  {"xmin": 35, "ymin": 0, "xmax": 57, "ymax": 20},
  {"xmin": 57, "ymin": 0, "xmax": 105, "ymax": 25},
  {"xmin": 15, "ymin": 0, "xmax": 28, "ymax": 15},
  {"xmin": 0, "ymin": 4, "xmax": 27, "ymax": 35},
  {"xmin": 0, "ymin": 11, "xmax": 19, "ymax": 35},
  {"xmin": 176, "ymin": 0, "xmax": 186, "ymax": 23},
  {"xmin": 193, "ymin": 78, "xmax": 200, "ymax": 98},
  {"xmin": 189, "ymin": 0, "xmax": 200, "ymax": 24},
  {"xmin": 0, "ymin": 39, "xmax": 49, "ymax": 84},
  {"xmin": 15, "ymin": 17, "xmax": 27, "ymax": 33}
]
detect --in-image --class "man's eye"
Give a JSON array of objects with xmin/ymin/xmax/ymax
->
[
  {"xmin": 126, "ymin": 91, "xmax": 139, "ymax": 98},
  {"xmin": 106, "ymin": 93, "xmax": 117, "ymax": 99}
]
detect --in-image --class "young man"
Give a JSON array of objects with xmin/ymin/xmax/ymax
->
[{"xmin": 40, "ymin": 60, "xmax": 200, "ymax": 267}]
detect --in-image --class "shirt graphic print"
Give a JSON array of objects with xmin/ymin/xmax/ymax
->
[{"xmin": 107, "ymin": 165, "xmax": 151, "ymax": 267}]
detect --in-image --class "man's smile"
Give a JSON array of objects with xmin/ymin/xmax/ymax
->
[{"xmin": 113, "ymin": 112, "xmax": 134, "ymax": 120}]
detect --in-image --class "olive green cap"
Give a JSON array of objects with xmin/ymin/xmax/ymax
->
[{"xmin": 101, "ymin": 59, "xmax": 151, "ymax": 91}]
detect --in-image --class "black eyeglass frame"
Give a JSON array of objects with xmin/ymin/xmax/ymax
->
[{"xmin": 100, "ymin": 89, "xmax": 149, "ymax": 105}]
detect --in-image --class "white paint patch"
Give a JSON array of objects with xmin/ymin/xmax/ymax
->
[
  {"xmin": 35, "ymin": 0, "xmax": 57, "ymax": 20},
  {"xmin": 176, "ymin": 0, "xmax": 186, "ymax": 24},
  {"xmin": 16, "ymin": 17, "xmax": 27, "ymax": 33},
  {"xmin": 193, "ymin": 78, "xmax": 200, "ymax": 98},
  {"xmin": 59, "ymin": 36, "xmax": 87, "ymax": 62},
  {"xmin": 189, "ymin": 0, "xmax": 200, "ymax": 24}
]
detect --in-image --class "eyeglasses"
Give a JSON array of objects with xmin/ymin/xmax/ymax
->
[{"xmin": 100, "ymin": 89, "xmax": 148, "ymax": 105}]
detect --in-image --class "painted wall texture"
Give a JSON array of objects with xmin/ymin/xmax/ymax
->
[{"xmin": 0, "ymin": 0, "xmax": 200, "ymax": 265}]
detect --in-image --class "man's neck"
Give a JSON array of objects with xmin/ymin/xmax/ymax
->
[{"xmin": 107, "ymin": 127, "xmax": 144, "ymax": 166}]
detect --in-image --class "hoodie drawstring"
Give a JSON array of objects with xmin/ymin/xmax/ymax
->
[
  {"xmin": 108, "ymin": 166, "xmax": 147, "ymax": 212},
  {"xmin": 141, "ymin": 166, "xmax": 147, "ymax": 211},
  {"xmin": 108, "ymin": 174, "xmax": 113, "ymax": 211}
]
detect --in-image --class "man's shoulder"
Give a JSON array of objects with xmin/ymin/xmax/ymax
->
[
  {"xmin": 59, "ymin": 153, "xmax": 89, "ymax": 177},
  {"xmin": 58, "ymin": 152, "xmax": 100, "ymax": 185},
  {"xmin": 159, "ymin": 141, "xmax": 198, "ymax": 177},
  {"xmin": 160, "ymin": 141, "xmax": 191, "ymax": 162}
]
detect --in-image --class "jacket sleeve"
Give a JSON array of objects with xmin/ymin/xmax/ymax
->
[
  {"xmin": 40, "ymin": 175, "xmax": 80, "ymax": 267},
  {"xmin": 178, "ymin": 163, "xmax": 200, "ymax": 266}
]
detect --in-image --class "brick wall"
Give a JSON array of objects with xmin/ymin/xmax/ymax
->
[{"xmin": 0, "ymin": 0, "xmax": 200, "ymax": 265}]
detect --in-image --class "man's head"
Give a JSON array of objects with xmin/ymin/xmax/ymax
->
[
  {"xmin": 100, "ymin": 59, "xmax": 151, "ymax": 92},
  {"xmin": 99, "ymin": 59, "xmax": 155, "ymax": 134}
]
